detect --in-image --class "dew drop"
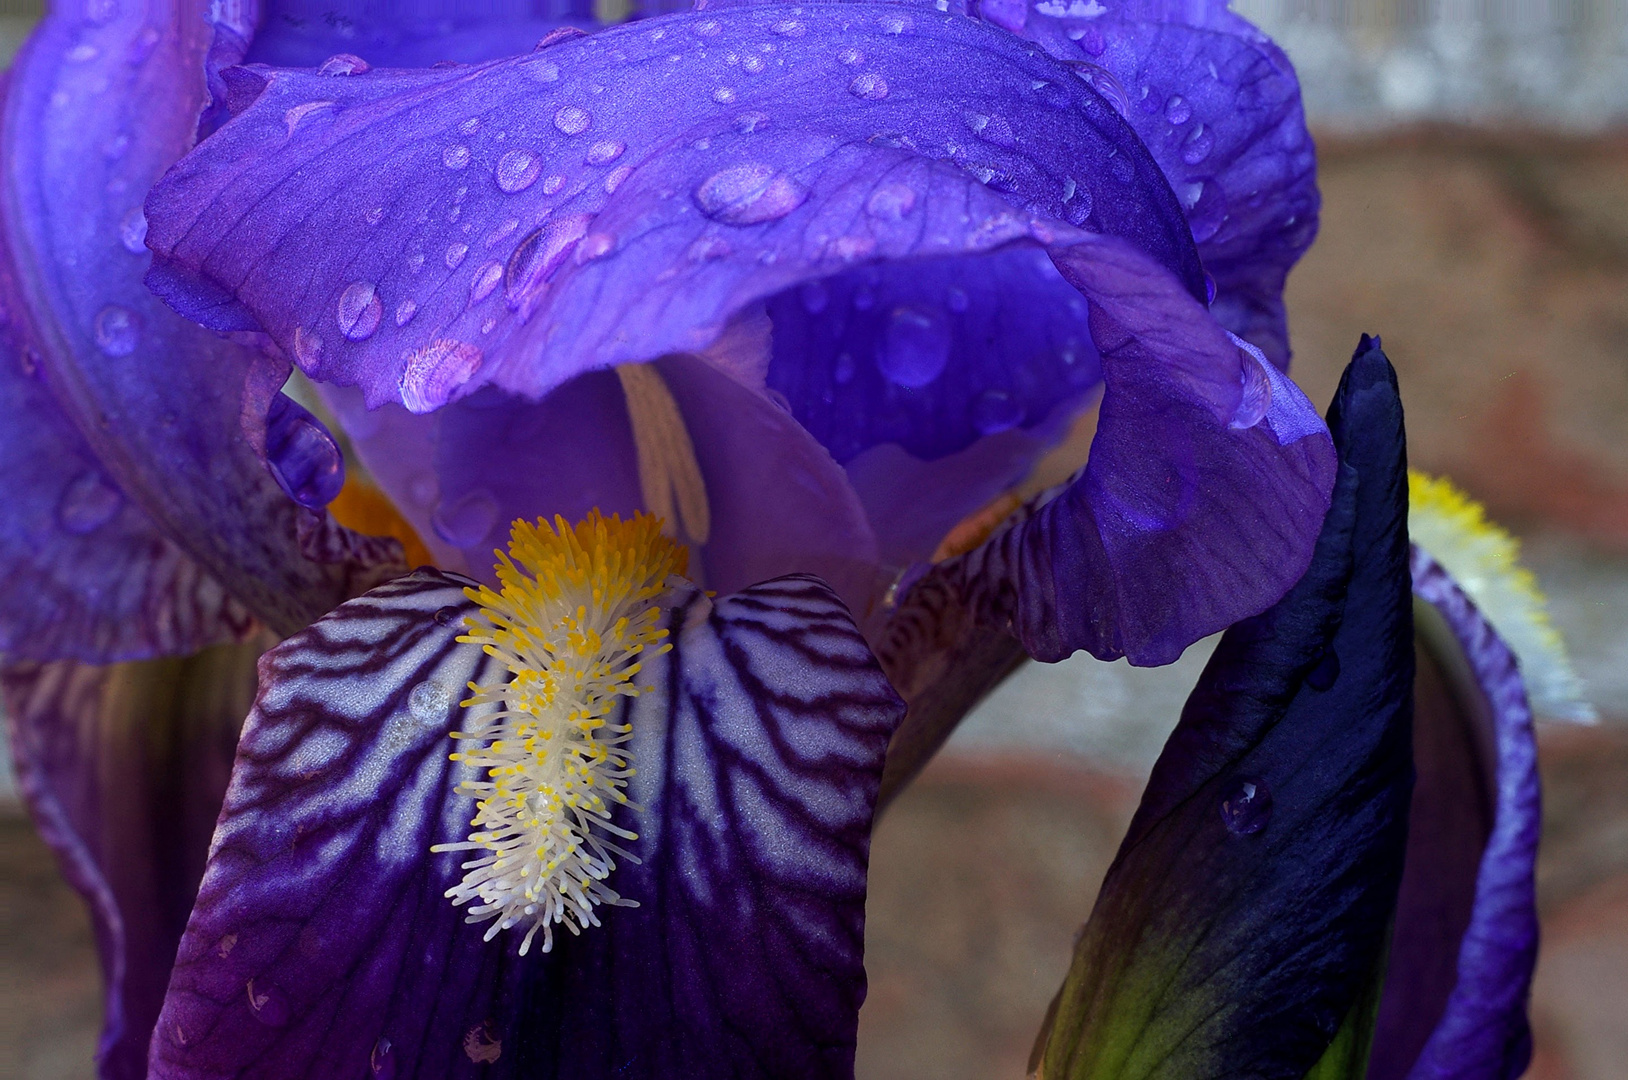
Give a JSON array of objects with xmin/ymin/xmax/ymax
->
[
  {"xmin": 336, "ymin": 281, "xmax": 382, "ymax": 340},
  {"xmin": 880, "ymin": 13, "xmax": 910, "ymax": 33},
  {"xmin": 57, "ymin": 471, "xmax": 123, "ymax": 535},
  {"xmin": 693, "ymin": 19, "xmax": 721, "ymax": 36},
  {"xmin": 971, "ymin": 389, "xmax": 1023, "ymax": 434},
  {"xmin": 536, "ymin": 26, "xmax": 586, "ymax": 49},
  {"xmin": 395, "ymin": 298, "xmax": 418, "ymax": 326},
  {"xmin": 1219, "ymin": 776, "xmax": 1272, "ymax": 836},
  {"xmin": 1306, "ymin": 647, "xmax": 1341, "ymax": 691},
  {"xmin": 864, "ymin": 182, "xmax": 915, "ymax": 221},
  {"xmin": 575, "ymin": 232, "xmax": 616, "ymax": 263},
  {"xmin": 364, "ymin": 206, "xmax": 385, "ymax": 226},
  {"xmin": 712, "ymin": 86, "xmax": 737, "ymax": 104},
  {"xmin": 1181, "ymin": 123, "xmax": 1214, "ymax": 165},
  {"xmin": 733, "ymin": 110, "xmax": 770, "ymax": 134},
  {"xmin": 371, "ymin": 1037, "xmax": 397, "ymax": 1080},
  {"xmin": 265, "ymin": 393, "xmax": 346, "ymax": 508},
  {"xmin": 433, "ymin": 605, "xmax": 461, "ymax": 626},
  {"xmin": 442, "ymin": 143, "xmax": 471, "ymax": 170},
  {"xmin": 585, "ymin": 139, "xmax": 625, "ymax": 165},
  {"xmin": 693, "ymin": 163, "xmax": 808, "ymax": 226},
  {"xmin": 1164, "ymin": 94, "xmax": 1191, "ymax": 124},
  {"xmin": 293, "ymin": 326, "xmax": 323, "ymax": 368},
  {"xmin": 400, "ymin": 339, "xmax": 483, "ymax": 413},
  {"xmin": 603, "ymin": 165, "xmax": 633, "ymax": 194},
  {"xmin": 553, "ymin": 105, "xmax": 591, "ymax": 136},
  {"xmin": 445, "ymin": 242, "xmax": 469, "ymax": 269},
  {"xmin": 848, "ymin": 73, "xmax": 889, "ymax": 100},
  {"xmin": 408, "ymin": 680, "xmax": 455, "ymax": 724},
  {"xmin": 316, "ymin": 53, "xmax": 369, "ymax": 76},
  {"xmin": 246, "ymin": 980, "xmax": 290, "ymax": 1027},
  {"xmin": 770, "ymin": 18, "xmax": 806, "ymax": 36},
  {"xmin": 686, "ymin": 236, "xmax": 731, "ymax": 263},
  {"xmin": 92, "ymin": 304, "xmax": 139, "ymax": 357},
  {"xmin": 1229, "ymin": 345, "xmax": 1273, "ymax": 430},
  {"xmin": 283, "ymin": 100, "xmax": 339, "ymax": 134},
  {"xmin": 118, "ymin": 207, "xmax": 148, "ymax": 254},
  {"xmin": 838, "ymin": 47, "xmax": 863, "ymax": 65},
  {"xmin": 743, "ymin": 54, "xmax": 766, "ymax": 73},
  {"xmin": 494, "ymin": 148, "xmax": 541, "ymax": 193},
  {"xmin": 1204, "ymin": 272, "xmax": 1218, "ymax": 305},
  {"xmin": 469, "ymin": 261, "xmax": 503, "ymax": 304},
  {"xmin": 877, "ymin": 306, "xmax": 950, "ymax": 388},
  {"xmin": 528, "ymin": 59, "xmax": 561, "ymax": 81},
  {"xmin": 432, "ymin": 489, "xmax": 500, "ymax": 547},
  {"xmin": 542, "ymin": 174, "xmax": 566, "ymax": 195},
  {"xmin": 459, "ymin": 117, "xmax": 481, "ymax": 136},
  {"xmin": 504, "ymin": 213, "xmax": 594, "ymax": 314}
]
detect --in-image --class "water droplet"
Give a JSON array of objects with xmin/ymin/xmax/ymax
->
[
  {"xmin": 494, "ymin": 148, "xmax": 541, "ymax": 193},
  {"xmin": 528, "ymin": 59, "xmax": 562, "ymax": 81},
  {"xmin": 317, "ymin": 53, "xmax": 369, "ymax": 76},
  {"xmin": 1204, "ymin": 272, "xmax": 1218, "ymax": 305},
  {"xmin": 57, "ymin": 471, "xmax": 122, "ymax": 534},
  {"xmin": 118, "ymin": 207, "xmax": 147, "ymax": 254},
  {"xmin": 433, "ymin": 605, "xmax": 461, "ymax": 626},
  {"xmin": 1182, "ymin": 123, "xmax": 1213, "ymax": 165},
  {"xmin": 1219, "ymin": 776, "xmax": 1272, "ymax": 836},
  {"xmin": 265, "ymin": 393, "xmax": 345, "ymax": 508},
  {"xmin": 432, "ymin": 489, "xmax": 500, "ymax": 547},
  {"xmin": 1187, "ymin": 179, "xmax": 1228, "ymax": 244},
  {"xmin": 575, "ymin": 232, "xmax": 616, "ymax": 263},
  {"xmin": 284, "ymin": 100, "xmax": 339, "ymax": 134},
  {"xmin": 1306, "ymin": 647, "xmax": 1340, "ymax": 691},
  {"xmin": 693, "ymin": 19, "xmax": 721, "ymax": 36},
  {"xmin": 848, "ymin": 73, "xmax": 889, "ymax": 100},
  {"xmin": 67, "ymin": 42, "xmax": 99, "ymax": 62},
  {"xmin": 409, "ymin": 680, "xmax": 455, "ymax": 723},
  {"xmin": 371, "ymin": 1037, "xmax": 397, "ymax": 1080},
  {"xmin": 445, "ymin": 242, "xmax": 469, "ymax": 269},
  {"xmin": 880, "ymin": 13, "xmax": 911, "ymax": 33},
  {"xmin": 400, "ymin": 339, "xmax": 483, "ymax": 413},
  {"xmin": 469, "ymin": 261, "xmax": 503, "ymax": 305},
  {"xmin": 865, "ymin": 183, "xmax": 915, "ymax": 220},
  {"xmin": 712, "ymin": 86, "xmax": 737, "ymax": 104},
  {"xmin": 1229, "ymin": 344, "xmax": 1272, "ymax": 430},
  {"xmin": 541, "ymin": 174, "xmax": 566, "ymax": 195},
  {"xmin": 945, "ymin": 285, "xmax": 970, "ymax": 313},
  {"xmin": 536, "ymin": 26, "xmax": 586, "ymax": 49},
  {"xmin": 92, "ymin": 305, "xmax": 139, "ymax": 357},
  {"xmin": 459, "ymin": 117, "xmax": 481, "ymax": 136},
  {"xmin": 294, "ymin": 326, "xmax": 323, "ymax": 368},
  {"xmin": 505, "ymin": 213, "xmax": 594, "ymax": 314},
  {"xmin": 733, "ymin": 110, "xmax": 770, "ymax": 134},
  {"xmin": 799, "ymin": 281, "xmax": 828, "ymax": 313},
  {"xmin": 246, "ymin": 980, "xmax": 290, "ymax": 1026},
  {"xmin": 971, "ymin": 389, "xmax": 1024, "ymax": 434},
  {"xmin": 364, "ymin": 206, "xmax": 385, "ymax": 226},
  {"xmin": 770, "ymin": 18, "xmax": 806, "ymax": 36},
  {"xmin": 553, "ymin": 105, "xmax": 591, "ymax": 136},
  {"xmin": 603, "ymin": 165, "xmax": 633, "ymax": 194},
  {"xmin": 336, "ymin": 281, "xmax": 382, "ymax": 341},
  {"xmin": 693, "ymin": 163, "xmax": 808, "ymax": 226},
  {"xmin": 442, "ymin": 143, "xmax": 471, "ymax": 170},
  {"xmin": 395, "ymin": 298, "xmax": 418, "ymax": 326},
  {"xmin": 743, "ymin": 55, "xmax": 766, "ymax": 73},
  {"xmin": 686, "ymin": 236, "xmax": 731, "ymax": 262},
  {"xmin": 877, "ymin": 307, "xmax": 950, "ymax": 388},
  {"xmin": 585, "ymin": 139, "xmax": 625, "ymax": 165},
  {"xmin": 838, "ymin": 47, "xmax": 863, "ymax": 65},
  {"xmin": 1164, "ymin": 95, "xmax": 1191, "ymax": 124}
]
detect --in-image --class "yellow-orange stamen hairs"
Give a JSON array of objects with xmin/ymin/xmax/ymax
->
[{"xmin": 431, "ymin": 510, "xmax": 688, "ymax": 954}]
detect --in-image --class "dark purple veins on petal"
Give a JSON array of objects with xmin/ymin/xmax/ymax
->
[{"xmin": 151, "ymin": 569, "xmax": 904, "ymax": 1079}]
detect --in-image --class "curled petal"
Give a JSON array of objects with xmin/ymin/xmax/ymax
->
[
  {"xmin": 2, "ymin": 638, "xmax": 270, "ymax": 1080},
  {"xmin": 1034, "ymin": 338, "xmax": 1411, "ymax": 1076},
  {"xmin": 152, "ymin": 570, "xmax": 903, "ymax": 1078}
]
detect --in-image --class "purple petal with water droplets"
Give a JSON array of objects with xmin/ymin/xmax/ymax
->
[
  {"xmin": 152, "ymin": 569, "xmax": 904, "ymax": 1079},
  {"xmin": 1372, "ymin": 548, "xmax": 1540, "ymax": 1080},
  {"xmin": 246, "ymin": 0, "xmax": 599, "ymax": 69},
  {"xmin": 992, "ymin": 0, "xmax": 1319, "ymax": 368},
  {"xmin": 144, "ymin": 3, "xmax": 1200, "ymax": 411},
  {"xmin": 2, "ymin": 2, "xmax": 379, "ymax": 637},
  {"xmin": 2, "ymin": 638, "xmax": 270, "ymax": 1080}
]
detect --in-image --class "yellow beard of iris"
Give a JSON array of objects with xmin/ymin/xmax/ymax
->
[{"xmin": 432, "ymin": 510, "xmax": 688, "ymax": 954}]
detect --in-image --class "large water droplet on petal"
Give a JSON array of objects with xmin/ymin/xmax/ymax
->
[
  {"xmin": 395, "ymin": 298, "xmax": 418, "ymax": 326},
  {"xmin": 317, "ymin": 53, "xmax": 369, "ymax": 76},
  {"xmin": 445, "ymin": 242, "xmax": 469, "ymax": 269},
  {"xmin": 505, "ymin": 213, "xmax": 594, "ymax": 316},
  {"xmin": 733, "ymin": 110, "xmax": 770, "ymax": 134},
  {"xmin": 57, "ymin": 471, "xmax": 123, "ymax": 535},
  {"xmin": 246, "ymin": 980, "xmax": 290, "ymax": 1026},
  {"xmin": 838, "ymin": 47, "xmax": 863, "ymax": 65},
  {"xmin": 265, "ymin": 392, "xmax": 346, "ymax": 508},
  {"xmin": 118, "ymin": 207, "xmax": 148, "ymax": 254},
  {"xmin": 1182, "ymin": 123, "xmax": 1214, "ymax": 165},
  {"xmin": 432, "ymin": 489, "xmax": 499, "ymax": 547},
  {"xmin": 553, "ymin": 105, "xmax": 591, "ymax": 136},
  {"xmin": 469, "ymin": 261, "xmax": 503, "ymax": 304},
  {"xmin": 1164, "ymin": 94, "xmax": 1191, "ymax": 124},
  {"xmin": 585, "ymin": 139, "xmax": 626, "ymax": 165},
  {"xmin": 770, "ymin": 18, "xmax": 806, "ymax": 36},
  {"xmin": 336, "ymin": 280, "xmax": 382, "ymax": 340},
  {"xmin": 693, "ymin": 163, "xmax": 808, "ymax": 226},
  {"xmin": 848, "ymin": 73, "xmax": 889, "ymax": 100},
  {"xmin": 1306, "ymin": 646, "xmax": 1341, "ymax": 691},
  {"xmin": 1229, "ymin": 343, "xmax": 1273, "ymax": 430},
  {"xmin": 575, "ymin": 232, "xmax": 616, "ymax": 264},
  {"xmin": 877, "ymin": 306, "xmax": 951, "ymax": 388},
  {"xmin": 971, "ymin": 389, "xmax": 1023, "ymax": 434},
  {"xmin": 494, "ymin": 148, "xmax": 541, "ymax": 193},
  {"xmin": 92, "ymin": 304, "xmax": 139, "ymax": 357},
  {"xmin": 370, "ymin": 1038, "xmax": 397, "ymax": 1080},
  {"xmin": 1219, "ymin": 776, "xmax": 1272, "ymax": 836},
  {"xmin": 400, "ymin": 339, "xmax": 483, "ymax": 413},
  {"xmin": 408, "ymin": 680, "xmax": 455, "ymax": 724},
  {"xmin": 442, "ymin": 144, "xmax": 471, "ymax": 170}
]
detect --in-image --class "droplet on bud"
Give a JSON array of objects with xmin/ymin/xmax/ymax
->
[
  {"xmin": 1219, "ymin": 775, "xmax": 1273, "ymax": 836},
  {"xmin": 265, "ymin": 393, "xmax": 346, "ymax": 508}
]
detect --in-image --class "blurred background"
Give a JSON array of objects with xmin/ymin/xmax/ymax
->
[{"xmin": 2, "ymin": 2, "xmax": 1626, "ymax": 1078}]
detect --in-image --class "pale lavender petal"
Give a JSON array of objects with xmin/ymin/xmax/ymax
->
[
  {"xmin": 1374, "ymin": 548, "xmax": 1541, "ymax": 1080},
  {"xmin": 2, "ymin": 639, "xmax": 269, "ymax": 1080},
  {"xmin": 144, "ymin": 4, "xmax": 1202, "ymax": 411},
  {"xmin": 151, "ymin": 570, "xmax": 903, "ymax": 1078},
  {"xmin": 3, "ymin": 2, "xmax": 380, "ymax": 637},
  {"xmin": 981, "ymin": 0, "xmax": 1318, "ymax": 367}
]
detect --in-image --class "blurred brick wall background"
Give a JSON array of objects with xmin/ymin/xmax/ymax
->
[{"xmin": 4, "ymin": 4, "xmax": 1628, "ymax": 1079}]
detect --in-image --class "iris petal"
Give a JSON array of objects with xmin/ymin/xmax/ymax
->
[
  {"xmin": 1, "ymin": 639, "xmax": 269, "ymax": 1080},
  {"xmin": 152, "ymin": 568, "xmax": 903, "ymax": 1078},
  {"xmin": 1034, "ymin": 338, "xmax": 1411, "ymax": 1076}
]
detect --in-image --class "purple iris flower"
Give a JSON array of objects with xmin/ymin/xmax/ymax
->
[{"xmin": 0, "ymin": 1, "xmax": 1535, "ymax": 1078}]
